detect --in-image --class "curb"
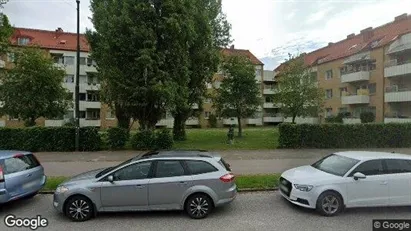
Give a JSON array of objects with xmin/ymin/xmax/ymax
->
[{"xmin": 39, "ymin": 188, "xmax": 279, "ymax": 194}]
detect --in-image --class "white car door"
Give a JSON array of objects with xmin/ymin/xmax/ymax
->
[
  {"xmin": 345, "ymin": 159, "xmax": 389, "ymax": 208},
  {"xmin": 384, "ymin": 159, "xmax": 411, "ymax": 206}
]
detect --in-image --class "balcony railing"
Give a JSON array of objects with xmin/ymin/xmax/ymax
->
[
  {"xmin": 384, "ymin": 86, "xmax": 411, "ymax": 102},
  {"xmin": 385, "ymin": 86, "xmax": 411, "ymax": 93},
  {"xmin": 384, "ymin": 58, "xmax": 411, "ymax": 68}
]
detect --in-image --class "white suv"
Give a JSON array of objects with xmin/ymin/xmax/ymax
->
[{"xmin": 280, "ymin": 151, "xmax": 411, "ymax": 216}]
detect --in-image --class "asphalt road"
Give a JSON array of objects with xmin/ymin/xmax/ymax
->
[{"xmin": 1, "ymin": 192, "xmax": 409, "ymax": 231}]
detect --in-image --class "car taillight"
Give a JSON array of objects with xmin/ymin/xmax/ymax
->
[
  {"xmin": 0, "ymin": 166, "xmax": 4, "ymax": 183},
  {"xmin": 220, "ymin": 173, "xmax": 235, "ymax": 183}
]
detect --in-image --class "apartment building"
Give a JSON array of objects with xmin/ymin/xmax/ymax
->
[
  {"xmin": 274, "ymin": 13, "xmax": 411, "ymax": 124},
  {"xmin": 4, "ymin": 28, "xmax": 267, "ymax": 129}
]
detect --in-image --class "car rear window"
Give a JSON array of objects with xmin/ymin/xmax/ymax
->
[
  {"xmin": 4, "ymin": 154, "xmax": 40, "ymax": 174},
  {"xmin": 218, "ymin": 158, "xmax": 231, "ymax": 171},
  {"xmin": 185, "ymin": 160, "xmax": 218, "ymax": 175}
]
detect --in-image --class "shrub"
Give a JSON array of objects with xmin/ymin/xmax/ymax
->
[
  {"xmin": 106, "ymin": 127, "xmax": 129, "ymax": 150},
  {"xmin": 0, "ymin": 127, "xmax": 101, "ymax": 152},
  {"xmin": 325, "ymin": 113, "xmax": 344, "ymax": 124},
  {"xmin": 131, "ymin": 129, "xmax": 174, "ymax": 150},
  {"xmin": 209, "ymin": 114, "xmax": 217, "ymax": 128},
  {"xmin": 360, "ymin": 112, "xmax": 375, "ymax": 123},
  {"xmin": 278, "ymin": 123, "xmax": 411, "ymax": 148}
]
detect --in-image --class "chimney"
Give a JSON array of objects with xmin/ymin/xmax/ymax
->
[
  {"xmin": 328, "ymin": 42, "xmax": 334, "ymax": 46},
  {"xmin": 360, "ymin": 27, "xmax": 374, "ymax": 41},
  {"xmin": 56, "ymin": 27, "xmax": 63, "ymax": 33},
  {"xmin": 394, "ymin": 13, "xmax": 408, "ymax": 22},
  {"xmin": 54, "ymin": 27, "xmax": 64, "ymax": 38},
  {"xmin": 230, "ymin": 45, "xmax": 235, "ymax": 49},
  {"xmin": 346, "ymin": 33, "xmax": 355, "ymax": 39}
]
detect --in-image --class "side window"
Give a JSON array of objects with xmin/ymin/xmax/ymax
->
[
  {"xmin": 385, "ymin": 159, "xmax": 411, "ymax": 174},
  {"xmin": 155, "ymin": 160, "xmax": 185, "ymax": 178},
  {"xmin": 349, "ymin": 160, "xmax": 384, "ymax": 176},
  {"xmin": 4, "ymin": 154, "xmax": 40, "ymax": 174},
  {"xmin": 185, "ymin": 160, "xmax": 218, "ymax": 175},
  {"xmin": 113, "ymin": 161, "xmax": 152, "ymax": 181}
]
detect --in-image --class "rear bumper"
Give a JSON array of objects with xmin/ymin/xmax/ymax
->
[
  {"xmin": 0, "ymin": 175, "xmax": 46, "ymax": 204},
  {"xmin": 215, "ymin": 184, "xmax": 237, "ymax": 207}
]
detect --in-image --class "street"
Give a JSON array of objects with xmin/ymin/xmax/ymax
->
[
  {"xmin": 35, "ymin": 148, "xmax": 411, "ymax": 176},
  {"xmin": 0, "ymin": 192, "xmax": 408, "ymax": 231}
]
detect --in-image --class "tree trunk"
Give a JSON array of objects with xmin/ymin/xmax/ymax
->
[
  {"xmin": 292, "ymin": 114, "xmax": 297, "ymax": 124},
  {"xmin": 115, "ymin": 105, "xmax": 130, "ymax": 130},
  {"xmin": 173, "ymin": 113, "xmax": 187, "ymax": 141},
  {"xmin": 24, "ymin": 118, "xmax": 36, "ymax": 127},
  {"xmin": 237, "ymin": 117, "xmax": 242, "ymax": 137}
]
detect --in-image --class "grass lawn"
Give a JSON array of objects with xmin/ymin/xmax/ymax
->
[
  {"xmin": 43, "ymin": 174, "xmax": 280, "ymax": 192},
  {"xmin": 173, "ymin": 127, "xmax": 279, "ymax": 150}
]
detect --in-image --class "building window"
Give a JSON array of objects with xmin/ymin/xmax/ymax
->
[
  {"xmin": 64, "ymin": 75, "xmax": 74, "ymax": 83},
  {"xmin": 368, "ymin": 83, "xmax": 376, "ymax": 94},
  {"xmin": 325, "ymin": 70, "xmax": 333, "ymax": 80},
  {"xmin": 7, "ymin": 53, "xmax": 15, "ymax": 62},
  {"xmin": 265, "ymin": 97, "xmax": 273, "ymax": 103},
  {"xmin": 79, "ymin": 57, "xmax": 87, "ymax": 65},
  {"xmin": 79, "ymin": 111, "xmax": 86, "ymax": 119},
  {"xmin": 86, "ymin": 109, "xmax": 100, "ymax": 120},
  {"xmin": 51, "ymin": 53, "xmax": 64, "ymax": 64},
  {"xmin": 87, "ymin": 91, "xmax": 100, "ymax": 102},
  {"xmin": 79, "ymin": 93, "xmax": 86, "ymax": 101},
  {"xmin": 255, "ymin": 69, "xmax": 262, "ymax": 77},
  {"xmin": 325, "ymin": 108, "xmax": 333, "ymax": 118},
  {"xmin": 339, "ymin": 87, "xmax": 347, "ymax": 97},
  {"xmin": 325, "ymin": 89, "xmax": 333, "ymax": 99},
  {"xmin": 64, "ymin": 56, "xmax": 75, "ymax": 65},
  {"xmin": 204, "ymin": 111, "xmax": 211, "ymax": 119},
  {"xmin": 17, "ymin": 37, "xmax": 30, "ymax": 45}
]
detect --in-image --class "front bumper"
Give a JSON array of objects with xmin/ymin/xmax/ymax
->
[
  {"xmin": 279, "ymin": 177, "xmax": 316, "ymax": 209},
  {"xmin": 53, "ymin": 192, "xmax": 66, "ymax": 213}
]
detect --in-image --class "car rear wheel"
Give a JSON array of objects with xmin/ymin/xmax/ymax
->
[
  {"xmin": 185, "ymin": 194, "xmax": 213, "ymax": 219},
  {"xmin": 64, "ymin": 196, "xmax": 94, "ymax": 222},
  {"xmin": 316, "ymin": 191, "xmax": 343, "ymax": 216}
]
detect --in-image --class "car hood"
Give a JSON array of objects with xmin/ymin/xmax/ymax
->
[
  {"xmin": 281, "ymin": 165, "xmax": 341, "ymax": 185},
  {"xmin": 63, "ymin": 168, "xmax": 105, "ymax": 184}
]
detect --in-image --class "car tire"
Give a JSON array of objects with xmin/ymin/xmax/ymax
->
[
  {"xmin": 316, "ymin": 191, "xmax": 343, "ymax": 217},
  {"xmin": 185, "ymin": 194, "xmax": 213, "ymax": 219},
  {"xmin": 64, "ymin": 195, "xmax": 94, "ymax": 222}
]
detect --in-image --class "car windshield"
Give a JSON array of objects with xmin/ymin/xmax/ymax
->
[
  {"xmin": 311, "ymin": 154, "xmax": 360, "ymax": 177},
  {"xmin": 95, "ymin": 155, "xmax": 141, "ymax": 178}
]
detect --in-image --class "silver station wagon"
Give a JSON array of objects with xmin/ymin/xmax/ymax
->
[{"xmin": 53, "ymin": 150, "xmax": 237, "ymax": 221}]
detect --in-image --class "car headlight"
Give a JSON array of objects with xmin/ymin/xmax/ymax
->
[
  {"xmin": 55, "ymin": 185, "xmax": 69, "ymax": 194},
  {"xmin": 293, "ymin": 184, "xmax": 314, "ymax": 192}
]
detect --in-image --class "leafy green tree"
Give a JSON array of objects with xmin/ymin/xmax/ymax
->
[
  {"xmin": 214, "ymin": 56, "xmax": 261, "ymax": 137},
  {"xmin": 0, "ymin": 47, "xmax": 70, "ymax": 126},
  {"xmin": 274, "ymin": 53, "xmax": 324, "ymax": 123},
  {"xmin": 170, "ymin": 0, "xmax": 231, "ymax": 140},
  {"xmin": 0, "ymin": 12, "xmax": 12, "ymax": 55}
]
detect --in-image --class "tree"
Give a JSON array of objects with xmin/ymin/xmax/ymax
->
[
  {"xmin": 0, "ymin": 47, "xmax": 70, "ymax": 126},
  {"xmin": 170, "ymin": 0, "xmax": 231, "ymax": 140},
  {"xmin": 274, "ymin": 53, "xmax": 324, "ymax": 124},
  {"xmin": 0, "ymin": 10, "xmax": 13, "ymax": 55},
  {"xmin": 214, "ymin": 55, "xmax": 261, "ymax": 137}
]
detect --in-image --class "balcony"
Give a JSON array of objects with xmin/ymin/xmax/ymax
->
[
  {"xmin": 45, "ymin": 120, "xmax": 64, "ymax": 127},
  {"xmin": 246, "ymin": 118, "xmax": 263, "ymax": 125},
  {"xmin": 80, "ymin": 118, "xmax": 101, "ymax": 127},
  {"xmin": 185, "ymin": 118, "xmax": 199, "ymax": 126},
  {"xmin": 385, "ymin": 117, "xmax": 411, "ymax": 123},
  {"xmin": 341, "ymin": 90, "xmax": 370, "ymax": 105},
  {"xmin": 263, "ymin": 114, "xmax": 284, "ymax": 123},
  {"xmin": 80, "ymin": 101, "xmax": 101, "ymax": 110},
  {"xmin": 340, "ymin": 70, "xmax": 370, "ymax": 83},
  {"xmin": 283, "ymin": 117, "xmax": 319, "ymax": 124},
  {"xmin": 263, "ymin": 102, "xmax": 280, "ymax": 108},
  {"xmin": 384, "ymin": 59, "xmax": 411, "ymax": 78},
  {"xmin": 223, "ymin": 118, "xmax": 238, "ymax": 125},
  {"xmin": 385, "ymin": 86, "xmax": 411, "ymax": 102},
  {"xmin": 263, "ymin": 88, "xmax": 278, "ymax": 95},
  {"xmin": 263, "ymin": 75, "xmax": 275, "ymax": 82},
  {"xmin": 84, "ymin": 82, "xmax": 101, "ymax": 91},
  {"xmin": 156, "ymin": 118, "xmax": 174, "ymax": 128}
]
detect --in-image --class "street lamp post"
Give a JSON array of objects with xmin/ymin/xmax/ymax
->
[{"xmin": 75, "ymin": 0, "xmax": 80, "ymax": 151}]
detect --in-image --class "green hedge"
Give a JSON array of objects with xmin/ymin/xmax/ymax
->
[
  {"xmin": 0, "ymin": 127, "xmax": 101, "ymax": 152},
  {"xmin": 131, "ymin": 129, "xmax": 173, "ymax": 150},
  {"xmin": 278, "ymin": 123, "xmax": 411, "ymax": 148},
  {"xmin": 106, "ymin": 127, "xmax": 129, "ymax": 150}
]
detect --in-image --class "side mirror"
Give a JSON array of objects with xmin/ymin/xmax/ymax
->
[
  {"xmin": 353, "ymin": 172, "xmax": 366, "ymax": 181},
  {"xmin": 107, "ymin": 175, "xmax": 114, "ymax": 183}
]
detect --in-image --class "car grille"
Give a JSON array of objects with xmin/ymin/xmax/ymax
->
[{"xmin": 279, "ymin": 177, "xmax": 292, "ymax": 197}]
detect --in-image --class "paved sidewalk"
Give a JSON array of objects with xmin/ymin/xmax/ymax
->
[{"xmin": 36, "ymin": 148, "xmax": 411, "ymax": 177}]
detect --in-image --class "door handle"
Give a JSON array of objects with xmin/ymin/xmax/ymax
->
[
  {"xmin": 178, "ymin": 181, "xmax": 188, "ymax": 185},
  {"xmin": 26, "ymin": 173, "xmax": 32, "ymax": 177},
  {"xmin": 380, "ymin": 181, "xmax": 388, "ymax": 185},
  {"xmin": 135, "ymin": 185, "xmax": 145, "ymax": 189}
]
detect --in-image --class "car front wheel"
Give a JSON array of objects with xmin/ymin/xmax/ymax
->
[
  {"xmin": 316, "ymin": 191, "xmax": 343, "ymax": 216},
  {"xmin": 64, "ymin": 196, "xmax": 94, "ymax": 222},
  {"xmin": 185, "ymin": 194, "xmax": 213, "ymax": 219}
]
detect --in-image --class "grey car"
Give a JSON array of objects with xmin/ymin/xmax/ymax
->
[
  {"xmin": 53, "ymin": 150, "xmax": 237, "ymax": 221},
  {"xmin": 0, "ymin": 151, "xmax": 46, "ymax": 204}
]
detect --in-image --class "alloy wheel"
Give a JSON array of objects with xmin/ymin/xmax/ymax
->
[
  {"xmin": 186, "ymin": 195, "xmax": 212, "ymax": 219},
  {"xmin": 66, "ymin": 197, "xmax": 93, "ymax": 222},
  {"xmin": 321, "ymin": 195, "xmax": 339, "ymax": 215}
]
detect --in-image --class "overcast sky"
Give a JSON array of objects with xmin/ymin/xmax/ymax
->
[{"xmin": 3, "ymin": 0, "xmax": 410, "ymax": 70}]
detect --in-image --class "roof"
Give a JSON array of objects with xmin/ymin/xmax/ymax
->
[
  {"xmin": 10, "ymin": 27, "xmax": 90, "ymax": 52},
  {"xmin": 335, "ymin": 151, "xmax": 411, "ymax": 161},
  {"xmin": 274, "ymin": 13, "xmax": 411, "ymax": 70},
  {"xmin": 221, "ymin": 48, "xmax": 264, "ymax": 65}
]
